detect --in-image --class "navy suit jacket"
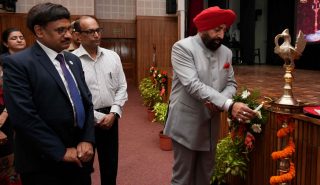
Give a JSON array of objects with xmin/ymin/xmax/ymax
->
[{"xmin": 3, "ymin": 43, "xmax": 95, "ymax": 173}]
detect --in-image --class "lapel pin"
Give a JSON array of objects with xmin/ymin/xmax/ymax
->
[{"xmin": 69, "ymin": 60, "xmax": 74, "ymax": 65}]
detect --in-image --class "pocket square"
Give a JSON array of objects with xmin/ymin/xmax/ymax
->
[{"xmin": 223, "ymin": 62, "xmax": 230, "ymax": 69}]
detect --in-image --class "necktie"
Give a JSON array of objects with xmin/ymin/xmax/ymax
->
[{"xmin": 56, "ymin": 54, "xmax": 85, "ymax": 128}]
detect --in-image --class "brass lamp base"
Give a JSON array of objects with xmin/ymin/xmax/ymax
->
[
  {"xmin": 271, "ymin": 101, "xmax": 304, "ymax": 114},
  {"xmin": 276, "ymin": 95, "xmax": 298, "ymax": 106}
]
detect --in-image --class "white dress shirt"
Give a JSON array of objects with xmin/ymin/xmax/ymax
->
[
  {"xmin": 73, "ymin": 45, "xmax": 128, "ymax": 121},
  {"xmin": 37, "ymin": 41, "xmax": 79, "ymax": 120}
]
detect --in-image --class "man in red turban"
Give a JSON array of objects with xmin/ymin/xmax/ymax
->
[{"xmin": 164, "ymin": 6, "xmax": 256, "ymax": 185}]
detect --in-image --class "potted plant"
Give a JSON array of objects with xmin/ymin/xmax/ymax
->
[
  {"xmin": 153, "ymin": 102, "xmax": 172, "ymax": 151},
  {"xmin": 139, "ymin": 77, "xmax": 162, "ymax": 121}
]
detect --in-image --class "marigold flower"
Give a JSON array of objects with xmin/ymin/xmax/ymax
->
[{"xmin": 270, "ymin": 162, "xmax": 295, "ymax": 184}]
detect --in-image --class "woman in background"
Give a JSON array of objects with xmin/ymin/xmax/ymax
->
[
  {"xmin": 1, "ymin": 28, "xmax": 26, "ymax": 57},
  {"xmin": 0, "ymin": 27, "xmax": 26, "ymax": 185}
]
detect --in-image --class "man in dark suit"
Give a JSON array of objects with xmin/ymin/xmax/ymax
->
[{"xmin": 2, "ymin": 3, "xmax": 95, "ymax": 185}]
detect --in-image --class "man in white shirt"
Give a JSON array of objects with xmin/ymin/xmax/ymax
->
[{"xmin": 72, "ymin": 15, "xmax": 128, "ymax": 185}]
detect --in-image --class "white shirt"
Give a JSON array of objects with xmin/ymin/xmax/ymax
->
[
  {"xmin": 37, "ymin": 41, "xmax": 79, "ymax": 116},
  {"xmin": 73, "ymin": 45, "xmax": 128, "ymax": 120}
]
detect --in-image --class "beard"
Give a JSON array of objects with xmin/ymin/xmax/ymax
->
[{"xmin": 201, "ymin": 33, "xmax": 223, "ymax": 51}]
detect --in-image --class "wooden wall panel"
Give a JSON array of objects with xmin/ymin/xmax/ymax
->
[
  {"xmin": 136, "ymin": 16, "xmax": 178, "ymax": 85},
  {"xmin": 99, "ymin": 19, "xmax": 136, "ymax": 39},
  {"xmin": 100, "ymin": 38, "xmax": 136, "ymax": 84},
  {"xmin": 0, "ymin": 13, "xmax": 34, "ymax": 48},
  {"xmin": 99, "ymin": 19, "xmax": 137, "ymax": 84}
]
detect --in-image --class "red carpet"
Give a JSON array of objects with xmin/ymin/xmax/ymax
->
[{"xmin": 92, "ymin": 84, "xmax": 173, "ymax": 185}]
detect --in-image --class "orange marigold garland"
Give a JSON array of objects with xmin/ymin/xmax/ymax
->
[
  {"xmin": 271, "ymin": 138, "xmax": 295, "ymax": 160},
  {"xmin": 276, "ymin": 123, "xmax": 295, "ymax": 138},
  {"xmin": 270, "ymin": 116, "xmax": 296, "ymax": 184},
  {"xmin": 270, "ymin": 162, "xmax": 296, "ymax": 185}
]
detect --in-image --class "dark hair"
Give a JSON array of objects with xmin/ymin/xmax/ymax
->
[
  {"xmin": 1, "ymin": 27, "xmax": 22, "ymax": 54},
  {"xmin": 73, "ymin": 19, "xmax": 81, "ymax": 32},
  {"xmin": 26, "ymin": 2, "xmax": 70, "ymax": 34}
]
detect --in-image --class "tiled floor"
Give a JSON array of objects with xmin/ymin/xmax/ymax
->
[{"xmin": 234, "ymin": 65, "xmax": 320, "ymax": 105}]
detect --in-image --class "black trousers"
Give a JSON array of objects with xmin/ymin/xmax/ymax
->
[
  {"xmin": 95, "ymin": 107, "xmax": 119, "ymax": 185},
  {"xmin": 20, "ymin": 163, "xmax": 92, "ymax": 185}
]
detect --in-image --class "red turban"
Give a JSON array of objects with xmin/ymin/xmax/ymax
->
[{"xmin": 193, "ymin": 6, "xmax": 236, "ymax": 32}]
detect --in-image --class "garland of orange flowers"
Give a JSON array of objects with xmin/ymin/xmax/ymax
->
[
  {"xmin": 270, "ymin": 116, "xmax": 295, "ymax": 185},
  {"xmin": 271, "ymin": 138, "xmax": 295, "ymax": 160},
  {"xmin": 276, "ymin": 123, "xmax": 295, "ymax": 138},
  {"xmin": 270, "ymin": 162, "xmax": 296, "ymax": 185}
]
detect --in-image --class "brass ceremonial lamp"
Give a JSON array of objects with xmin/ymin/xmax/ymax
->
[
  {"xmin": 269, "ymin": 29, "xmax": 306, "ymax": 185},
  {"xmin": 273, "ymin": 29, "xmax": 306, "ymax": 110}
]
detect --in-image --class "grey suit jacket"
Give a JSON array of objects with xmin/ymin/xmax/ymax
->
[{"xmin": 163, "ymin": 34, "xmax": 237, "ymax": 151}]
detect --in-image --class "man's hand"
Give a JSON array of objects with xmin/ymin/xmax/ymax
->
[
  {"xmin": 77, "ymin": 142, "xmax": 94, "ymax": 162},
  {"xmin": 63, "ymin": 148, "xmax": 82, "ymax": 167},
  {"xmin": 96, "ymin": 113, "xmax": 115, "ymax": 129},
  {"xmin": 231, "ymin": 102, "xmax": 256, "ymax": 123}
]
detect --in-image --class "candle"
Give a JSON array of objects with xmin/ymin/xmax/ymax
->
[{"xmin": 254, "ymin": 102, "xmax": 264, "ymax": 112}]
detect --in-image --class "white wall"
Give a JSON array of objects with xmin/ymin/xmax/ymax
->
[
  {"xmin": 136, "ymin": 0, "xmax": 167, "ymax": 16},
  {"xmin": 95, "ymin": 0, "xmax": 136, "ymax": 19},
  {"xmin": 15, "ymin": 0, "xmax": 94, "ymax": 15},
  {"xmin": 14, "ymin": 0, "xmax": 173, "ymax": 20}
]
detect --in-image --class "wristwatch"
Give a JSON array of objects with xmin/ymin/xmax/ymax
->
[{"xmin": 111, "ymin": 112, "xmax": 120, "ymax": 119}]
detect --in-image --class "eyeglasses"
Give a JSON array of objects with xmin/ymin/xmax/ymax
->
[
  {"xmin": 53, "ymin": 26, "xmax": 73, "ymax": 35},
  {"xmin": 80, "ymin": 28, "xmax": 103, "ymax": 35}
]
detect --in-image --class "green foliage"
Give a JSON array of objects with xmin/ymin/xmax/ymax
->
[
  {"xmin": 211, "ymin": 134, "xmax": 248, "ymax": 185},
  {"xmin": 138, "ymin": 77, "xmax": 162, "ymax": 109},
  {"xmin": 211, "ymin": 88, "xmax": 269, "ymax": 185},
  {"xmin": 153, "ymin": 102, "xmax": 168, "ymax": 124}
]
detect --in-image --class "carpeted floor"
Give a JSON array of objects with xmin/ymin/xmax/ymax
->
[{"xmin": 91, "ymin": 84, "xmax": 173, "ymax": 185}]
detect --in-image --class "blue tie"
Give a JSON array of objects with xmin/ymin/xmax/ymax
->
[{"xmin": 56, "ymin": 54, "xmax": 85, "ymax": 129}]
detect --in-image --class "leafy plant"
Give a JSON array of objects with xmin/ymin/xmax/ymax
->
[
  {"xmin": 153, "ymin": 102, "xmax": 168, "ymax": 125},
  {"xmin": 211, "ymin": 134, "xmax": 248, "ymax": 185},
  {"xmin": 138, "ymin": 77, "xmax": 162, "ymax": 109},
  {"xmin": 211, "ymin": 88, "xmax": 269, "ymax": 184}
]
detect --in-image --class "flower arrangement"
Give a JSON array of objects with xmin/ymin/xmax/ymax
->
[
  {"xmin": 155, "ymin": 71, "xmax": 168, "ymax": 96},
  {"xmin": 228, "ymin": 89, "xmax": 268, "ymax": 146},
  {"xmin": 211, "ymin": 88, "xmax": 268, "ymax": 184},
  {"xmin": 149, "ymin": 66, "xmax": 168, "ymax": 97}
]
